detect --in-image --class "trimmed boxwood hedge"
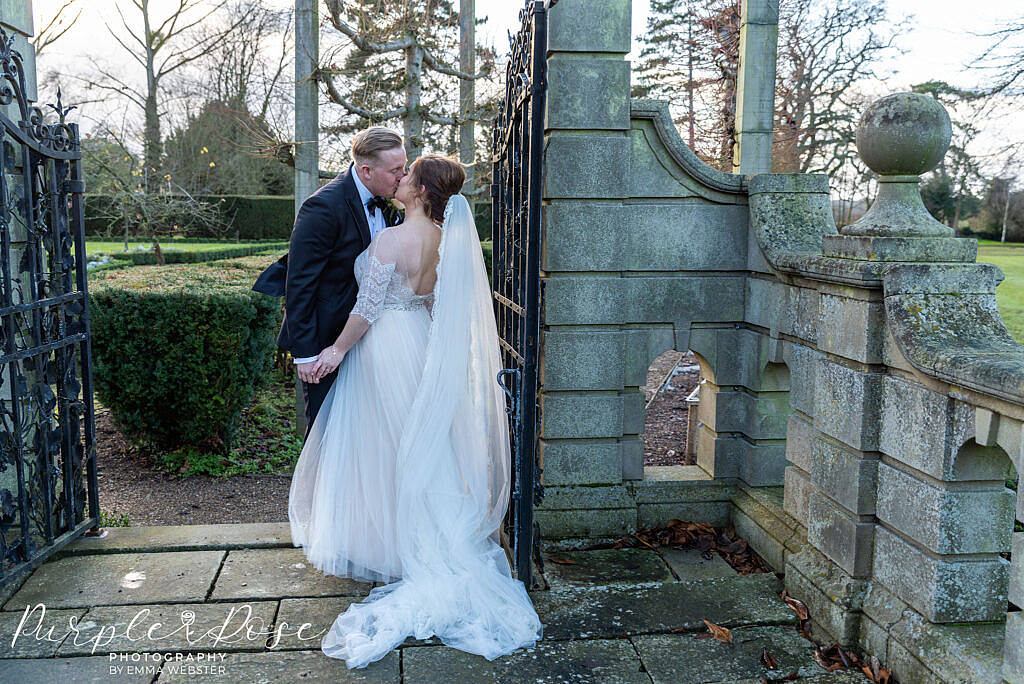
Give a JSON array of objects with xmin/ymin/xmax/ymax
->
[
  {"xmin": 110, "ymin": 241, "xmax": 289, "ymax": 266},
  {"xmin": 89, "ymin": 254, "xmax": 285, "ymax": 453},
  {"xmin": 85, "ymin": 195, "xmax": 295, "ymax": 240}
]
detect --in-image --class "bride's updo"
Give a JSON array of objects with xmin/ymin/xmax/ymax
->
[{"xmin": 409, "ymin": 155, "xmax": 465, "ymax": 222}]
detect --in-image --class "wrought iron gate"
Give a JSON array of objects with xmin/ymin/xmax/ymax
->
[
  {"xmin": 0, "ymin": 30, "xmax": 99, "ymax": 589},
  {"xmin": 492, "ymin": 0, "xmax": 551, "ymax": 588}
]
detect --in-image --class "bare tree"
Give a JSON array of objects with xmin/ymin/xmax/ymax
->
[
  {"xmin": 190, "ymin": 1, "xmax": 293, "ymax": 121},
  {"xmin": 81, "ymin": 115, "xmax": 225, "ymax": 245},
  {"xmin": 77, "ymin": 0, "xmax": 248, "ymax": 187},
  {"xmin": 318, "ymin": 0, "xmax": 495, "ymax": 158},
  {"xmin": 33, "ymin": 0, "xmax": 83, "ymax": 57},
  {"xmin": 634, "ymin": 0, "xmax": 741, "ymax": 170},
  {"xmin": 973, "ymin": 17, "xmax": 1024, "ymax": 96},
  {"xmin": 636, "ymin": 0, "xmax": 903, "ymax": 177},
  {"xmin": 772, "ymin": 0, "xmax": 904, "ymax": 175}
]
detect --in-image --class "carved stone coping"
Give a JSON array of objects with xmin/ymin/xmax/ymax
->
[
  {"xmin": 883, "ymin": 262, "xmax": 1024, "ymax": 405},
  {"xmin": 748, "ymin": 173, "xmax": 838, "ymax": 270},
  {"xmin": 629, "ymin": 99, "xmax": 747, "ymax": 195}
]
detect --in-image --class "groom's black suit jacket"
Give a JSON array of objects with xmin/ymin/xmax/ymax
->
[{"xmin": 253, "ymin": 166, "xmax": 401, "ymax": 359}]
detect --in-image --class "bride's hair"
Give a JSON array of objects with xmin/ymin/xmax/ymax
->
[{"xmin": 409, "ymin": 155, "xmax": 465, "ymax": 222}]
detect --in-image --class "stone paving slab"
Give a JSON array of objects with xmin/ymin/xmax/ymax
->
[
  {"xmin": 531, "ymin": 573, "xmax": 795, "ymax": 641},
  {"xmin": 0, "ymin": 655, "xmax": 152, "ymax": 683},
  {"xmin": 271, "ymin": 597, "xmax": 356, "ymax": 650},
  {"xmin": 723, "ymin": 671, "xmax": 874, "ymax": 683},
  {"xmin": 660, "ymin": 548, "xmax": 737, "ymax": 580},
  {"xmin": 272, "ymin": 597, "xmax": 443, "ymax": 652},
  {"xmin": 3, "ymin": 550, "xmax": 225, "ymax": 611},
  {"xmin": 155, "ymin": 649, "xmax": 399, "ymax": 682},
  {"xmin": 633, "ymin": 625, "xmax": 823, "ymax": 683},
  {"xmin": 0, "ymin": 607, "xmax": 86, "ymax": 658},
  {"xmin": 402, "ymin": 637, "xmax": 649, "ymax": 683},
  {"xmin": 211, "ymin": 548, "xmax": 373, "ymax": 601},
  {"xmin": 58, "ymin": 523, "xmax": 294, "ymax": 557},
  {"xmin": 542, "ymin": 548, "xmax": 674, "ymax": 588},
  {"xmin": 56, "ymin": 601, "xmax": 278, "ymax": 656}
]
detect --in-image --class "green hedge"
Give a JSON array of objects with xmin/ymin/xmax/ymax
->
[
  {"xmin": 85, "ymin": 195, "xmax": 295, "ymax": 240},
  {"xmin": 89, "ymin": 254, "xmax": 284, "ymax": 453},
  {"xmin": 474, "ymin": 201, "xmax": 492, "ymax": 242},
  {"xmin": 111, "ymin": 242, "xmax": 288, "ymax": 266},
  {"xmin": 481, "ymin": 240, "xmax": 492, "ymax": 280}
]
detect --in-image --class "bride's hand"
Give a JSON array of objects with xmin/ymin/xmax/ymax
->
[{"xmin": 311, "ymin": 345, "xmax": 345, "ymax": 382}]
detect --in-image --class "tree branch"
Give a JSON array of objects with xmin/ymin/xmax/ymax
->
[{"xmin": 323, "ymin": 0, "xmax": 412, "ymax": 53}]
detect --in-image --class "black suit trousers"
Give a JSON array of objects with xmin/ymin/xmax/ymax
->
[{"xmin": 300, "ymin": 367, "xmax": 340, "ymax": 438}]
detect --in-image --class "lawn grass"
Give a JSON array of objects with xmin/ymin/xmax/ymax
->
[
  {"xmin": 85, "ymin": 240, "xmax": 240, "ymax": 254},
  {"xmin": 977, "ymin": 240, "xmax": 1024, "ymax": 343}
]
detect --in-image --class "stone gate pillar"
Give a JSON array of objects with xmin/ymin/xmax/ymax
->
[
  {"xmin": 0, "ymin": 2, "xmax": 36, "ymax": 114},
  {"xmin": 0, "ymin": 1, "xmax": 35, "ymax": 505},
  {"xmin": 533, "ymin": 0, "xmax": 640, "ymax": 538}
]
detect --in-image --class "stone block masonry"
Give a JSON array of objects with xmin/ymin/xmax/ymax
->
[{"xmin": 535, "ymin": 2, "xmax": 1020, "ymax": 681}]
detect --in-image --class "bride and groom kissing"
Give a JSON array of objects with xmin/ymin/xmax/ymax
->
[{"xmin": 252, "ymin": 127, "xmax": 543, "ymax": 669}]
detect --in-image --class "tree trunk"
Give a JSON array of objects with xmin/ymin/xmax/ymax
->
[
  {"xmin": 142, "ymin": 0, "xmax": 161, "ymax": 188},
  {"xmin": 687, "ymin": 14, "xmax": 695, "ymax": 149},
  {"xmin": 1002, "ymin": 188, "xmax": 1011, "ymax": 243},
  {"xmin": 294, "ymin": 0, "xmax": 320, "ymax": 438},
  {"xmin": 952, "ymin": 192, "xmax": 962, "ymax": 237},
  {"xmin": 459, "ymin": 0, "xmax": 476, "ymax": 193},
  {"xmin": 405, "ymin": 40, "xmax": 424, "ymax": 157}
]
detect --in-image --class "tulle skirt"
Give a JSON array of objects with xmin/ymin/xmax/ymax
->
[{"xmin": 288, "ymin": 306, "xmax": 543, "ymax": 668}]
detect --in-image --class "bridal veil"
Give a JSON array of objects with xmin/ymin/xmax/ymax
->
[{"xmin": 318, "ymin": 193, "xmax": 543, "ymax": 667}]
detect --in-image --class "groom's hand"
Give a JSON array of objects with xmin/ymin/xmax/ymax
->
[{"xmin": 296, "ymin": 361, "xmax": 316, "ymax": 384}]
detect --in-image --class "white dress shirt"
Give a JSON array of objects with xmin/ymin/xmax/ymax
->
[{"xmin": 293, "ymin": 166, "xmax": 388, "ymax": 366}]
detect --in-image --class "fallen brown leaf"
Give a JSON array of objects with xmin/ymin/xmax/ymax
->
[
  {"xmin": 813, "ymin": 648, "xmax": 842, "ymax": 672},
  {"xmin": 702, "ymin": 619, "xmax": 733, "ymax": 643},
  {"xmin": 760, "ymin": 648, "xmax": 779, "ymax": 670},
  {"xmin": 546, "ymin": 557, "xmax": 579, "ymax": 565},
  {"xmin": 781, "ymin": 590, "xmax": 810, "ymax": 621}
]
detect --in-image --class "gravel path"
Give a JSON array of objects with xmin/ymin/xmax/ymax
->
[{"xmin": 642, "ymin": 350, "xmax": 700, "ymax": 466}]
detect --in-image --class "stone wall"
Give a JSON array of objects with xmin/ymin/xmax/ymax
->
[
  {"xmin": 0, "ymin": 2, "xmax": 35, "ymax": 505},
  {"xmin": 0, "ymin": 2, "xmax": 35, "ymax": 111},
  {"xmin": 536, "ymin": 1, "xmax": 1021, "ymax": 682}
]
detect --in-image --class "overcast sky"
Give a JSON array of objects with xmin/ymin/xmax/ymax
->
[{"xmin": 30, "ymin": 0, "xmax": 1024, "ymax": 169}]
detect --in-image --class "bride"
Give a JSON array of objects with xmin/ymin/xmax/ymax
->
[{"xmin": 287, "ymin": 154, "xmax": 543, "ymax": 668}]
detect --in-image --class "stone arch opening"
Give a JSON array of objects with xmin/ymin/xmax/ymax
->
[{"xmin": 642, "ymin": 349, "xmax": 701, "ymax": 472}]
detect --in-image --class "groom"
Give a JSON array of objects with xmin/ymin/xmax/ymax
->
[{"xmin": 253, "ymin": 127, "xmax": 407, "ymax": 434}]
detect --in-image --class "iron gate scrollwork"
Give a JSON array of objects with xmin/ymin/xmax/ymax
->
[
  {"xmin": 492, "ymin": 0, "xmax": 552, "ymax": 589},
  {"xmin": 0, "ymin": 29, "xmax": 99, "ymax": 589}
]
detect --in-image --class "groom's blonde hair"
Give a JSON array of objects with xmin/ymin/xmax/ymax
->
[{"xmin": 351, "ymin": 127, "xmax": 404, "ymax": 166}]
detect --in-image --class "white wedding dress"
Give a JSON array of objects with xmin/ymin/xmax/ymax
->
[{"xmin": 288, "ymin": 195, "xmax": 543, "ymax": 669}]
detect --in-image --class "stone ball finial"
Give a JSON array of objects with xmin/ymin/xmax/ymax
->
[{"xmin": 855, "ymin": 92, "xmax": 952, "ymax": 178}]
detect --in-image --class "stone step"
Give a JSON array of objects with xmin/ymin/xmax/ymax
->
[
  {"xmin": 56, "ymin": 523, "xmax": 294, "ymax": 558},
  {"xmin": 634, "ymin": 625, "xmax": 861, "ymax": 683},
  {"xmin": 403, "ymin": 637, "xmax": 648, "ymax": 683},
  {"xmin": 530, "ymin": 572, "xmax": 796, "ymax": 641}
]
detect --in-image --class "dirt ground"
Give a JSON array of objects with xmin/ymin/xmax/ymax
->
[
  {"xmin": 641, "ymin": 350, "xmax": 701, "ymax": 467},
  {"xmin": 95, "ymin": 407, "xmax": 292, "ymax": 526}
]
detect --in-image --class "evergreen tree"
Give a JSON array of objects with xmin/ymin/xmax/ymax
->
[
  {"xmin": 319, "ymin": 0, "xmax": 497, "ymax": 158},
  {"xmin": 633, "ymin": 0, "xmax": 740, "ymax": 170},
  {"xmin": 163, "ymin": 99, "xmax": 294, "ymax": 196}
]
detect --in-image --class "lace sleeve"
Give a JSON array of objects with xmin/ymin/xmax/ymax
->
[{"xmin": 351, "ymin": 231, "xmax": 399, "ymax": 325}]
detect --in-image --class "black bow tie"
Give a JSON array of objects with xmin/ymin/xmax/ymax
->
[{"xmin": 366, "ymin": 196, "xmax": 389, "ymax": 216}]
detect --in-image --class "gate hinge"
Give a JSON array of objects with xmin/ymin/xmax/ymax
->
[{"xmin": 64, "ymin": 179, "xmax": 86, "ymax": 194}]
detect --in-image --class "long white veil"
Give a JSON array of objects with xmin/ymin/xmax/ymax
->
[{"xmin": 321, "ymin": 194, "xmax": 543, "ymax": 667}]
